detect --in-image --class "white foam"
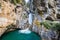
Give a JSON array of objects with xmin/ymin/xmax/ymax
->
[
  {"xmin": 18, "ymin": 28, "xmax": 31, "ymax": 34},
  {"xmin": 25, "ymin": 0, "xmax": 29, "ymax": 3},
  {"xmin": 28, "ymin": 13, "xmax": 33, "ymax": 25}
]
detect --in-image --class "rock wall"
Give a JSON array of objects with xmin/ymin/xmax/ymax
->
[
  {"xmin": 0, "ymin": 0, "xmax": 60, "ymax": 40},
  {"xmin": 0, "ymin": 0, "xmax": 16, "ymax": 36}
]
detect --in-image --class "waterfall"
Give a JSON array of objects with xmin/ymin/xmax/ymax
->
[
  {"xmin": 25, "ymin": 0, "xmax": 30, "ymax": 3},
  {"xmin": 28, "ymin": 13, "xmax": 33, "ymax": 25}
]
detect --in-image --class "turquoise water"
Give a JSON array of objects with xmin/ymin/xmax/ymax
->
[{"xmin": 0, "ymin": 30, "xmax": 41, "ymax": 40}]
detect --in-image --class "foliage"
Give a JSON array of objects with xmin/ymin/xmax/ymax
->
[
  {"xmin": 22, "ymin": 13, "xmax": 28, "ymax": 19},
  {"xmin": 10, "ymin": 0, "xmax": 23, "ymax": 5},
  {"xmin": 52, "ymin": 23, "xmax": 60, "ymax": 31},
  {"xmin": 41, "ymin": 20, "xmax": 52, "ymax": 29},
  {"xmin": 42, "ymin": 20, "xmax": 60, "ymax": 31}
]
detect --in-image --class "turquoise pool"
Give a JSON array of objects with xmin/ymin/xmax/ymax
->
[{"xmin": 0, "ymin": 30, "xmax": 41, "ymax": 40}]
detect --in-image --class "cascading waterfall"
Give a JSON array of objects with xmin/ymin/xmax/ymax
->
[
  {"xmin": 15, "ymin": 0, "xmax": 59, "ymax": 40},
  {"xmin": 0, "ymin": 0, "xmax": 60, "ymax": 40},
  {"xmin": 19, "ymin": 0, "xmax": 33, "ymax": 33}
]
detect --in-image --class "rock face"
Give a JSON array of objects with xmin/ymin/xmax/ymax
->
[
  {"xmin": 14, "ymin": 1, "xmax": 60, "ymax": 39},
  {"xmin": 0, "ymin": 0, "xmax": 60, "ymax": 40},
  {"xmin": 15, "ymin": 4, "xmax": 28, "ymax": 29},
  {"xmin": 0, "ymin": 0, "xmax": 16, "ymax": 36},
  {"xmin": 0, "ymin": 28, "xmax": 7, "ymax": 36}
]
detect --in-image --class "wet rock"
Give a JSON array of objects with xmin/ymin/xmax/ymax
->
[
  {"xmin": 57, "ymin": 14, "xmax": 60, "ymax": 19},
  {"xmin": 46, "ymin": 16, "xmax": 54, "ymax": 21}
]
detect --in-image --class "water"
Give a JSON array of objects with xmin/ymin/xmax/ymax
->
[
  {"xmin": 25, "ymin": 0, "xmax": 30, "ymax": 3},
  {"xmin": 19, "ymin": 28, "xmax": 31, "ymax": 34},
  {"xmin": 28, "ymin": 13, "xmax": 33, "ymax": 25},
  {"xmin": 0, "ymin": 30, "xmax": 41, "ymax": 40}
]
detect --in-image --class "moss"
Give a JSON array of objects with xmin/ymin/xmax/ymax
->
[
  {"xmin": 10, "ymin": 0, "xmax": 23, "ymax": 5},
  {"xmin": 42, "ymin": 21, "xmax": 60, "ymax": 31}
]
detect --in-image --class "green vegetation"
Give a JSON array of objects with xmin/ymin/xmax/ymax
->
[
  {"xmin": 42, "ymin": 21, "xmax": 60, "ymax": 31},
  {"xmin": 10, "ymin": 0, "xmax": 23, "ymax": 5},
  {"xmin": 41, "ymin": 21, "xmax": 52, "ymax": 29}
]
